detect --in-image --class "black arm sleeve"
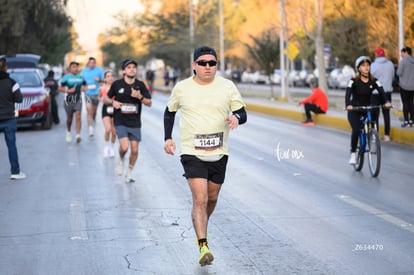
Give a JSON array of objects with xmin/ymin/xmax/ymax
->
[
  {"xmin": 164, "ymin": 106, "xmax": 177, "ymax": 140},
  {"xmin": 232, "ymin": 106, "xmax": 247, "ymax": 125}
]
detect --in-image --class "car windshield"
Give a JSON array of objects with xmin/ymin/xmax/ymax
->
[{"xmin": 9, "ymin": 71, "xmax": 42, "ymax": 87}]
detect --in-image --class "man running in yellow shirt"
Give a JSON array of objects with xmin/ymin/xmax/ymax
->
[{"xmin": 163, "ymin": 46, "xmax": 247, "ymax": 266}]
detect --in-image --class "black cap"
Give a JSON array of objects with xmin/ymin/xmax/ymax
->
[
  {"xmin": 121, "ymin": 59, "xmax": 137, "ymax": 70},
  {"xmin": 193, "ymin": 46, "xmax": 217, "ymax": 61},
  {"xmin": 69, "ymin": 61, "xmax": 79, "ymax": 66}
]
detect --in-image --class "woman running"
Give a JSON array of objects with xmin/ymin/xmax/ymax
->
[{"xmin": 98, "ymin": 70, "xmax": 116, "ymax": 157}]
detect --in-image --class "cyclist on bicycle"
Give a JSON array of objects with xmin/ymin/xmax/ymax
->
[{"xmin": 345, "ymin": 56, "xmax": 392, "ymax": 164}]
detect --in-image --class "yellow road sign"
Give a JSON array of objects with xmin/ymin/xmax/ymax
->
[{"xmin": 283, "ymin": 44, "xmax": 300, "ymax": 60}]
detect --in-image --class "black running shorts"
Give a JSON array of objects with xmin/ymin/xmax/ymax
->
[{"xmin": 180, "ymin": 154, "xmax": 228, "ymax": 184}]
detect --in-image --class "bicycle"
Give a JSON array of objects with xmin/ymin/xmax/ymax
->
[{"xmin": 349, "ymin": 105, "xmax": 384, "ymax": 177}]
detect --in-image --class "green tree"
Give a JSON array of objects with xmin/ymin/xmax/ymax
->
[
  {"xmin": 324, "ymin": 17, "xmax": 368, "ymax": 66},
  {"xmin": 142, "ymin": 2, "xmax": 193, "ymax": 74},
  {"xmin": 101, "ymin": 0, "xmax": 414, "ymax": 79},
  {"xmin": 102, "ymin": 0, "xmax": 247, "ymax": 76},
  {"xmin": 0, "ymin": 0, "xmax": 73, "ymax": 64},
  {"xmin": 245, "ymin": 28, "xmax": 280, "ymax": 98}
]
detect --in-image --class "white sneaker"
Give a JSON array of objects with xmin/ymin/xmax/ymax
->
[
  {"xmin": 10, "ymin": 172, "xmax": 26, "ymax": 180},
  {"xmin": 66, "ymin": 132, "xmax": 72, "ymax": 142},
  {"xmin": 108, "ymin": 147, "xmax": 115, "ymax": 158},
  {"xmin": 89, "ymin": 126, "xmax": 94, "ymax": 137},
  {"xmin": 125, "ymin": 169, "xmax": 135, "ymax": 183},
  {"xmin": 349, "ymin": 153, "xmax": 356, "ymax": 165},
  {"xmin": 103, "ymin": 147, "xmax": 109, "ymax": 157},
  {"xmin": 116, "ymin": 159, "xmax": 125, "ymax": 176},
  {"xmin": 76, "ymin": 134, "xmax": 82, "ymax": 143},
  {"xmin": 383, "ymin": 135, "xmax": 390, "ymax": 142}
]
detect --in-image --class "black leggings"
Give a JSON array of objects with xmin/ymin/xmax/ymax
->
[
  {"xmin": 400, "ymin": 88, "xmax": 414, "ymax": 122},
  {"xmin": 347, "ymin": 110, "xmax": 366, "ymax": 152},
  {"xmin": 304, "ymin": 103, "xmax": 325, "ymax": 120},
  {"xmin": 371, "ymin": 93, "xmax": 391, "ymax": 135},
  {"xmin": 381, "ymin": 93, "xmax": 392, "ymax": 135}
]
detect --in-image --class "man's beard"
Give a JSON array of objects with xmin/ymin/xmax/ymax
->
[{"xmin": 126, "ymin": 73, "xmax": 135, "ymax": 79}]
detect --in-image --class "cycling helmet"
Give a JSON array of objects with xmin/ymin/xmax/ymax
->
[{"xmin": 355, "ymin": 56, "xmax": 371, "ymax": 71}]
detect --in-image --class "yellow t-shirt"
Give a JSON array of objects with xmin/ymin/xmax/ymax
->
[{"xmin": 167, "ymin": 75, "xmax": 245, "ymax": 156}]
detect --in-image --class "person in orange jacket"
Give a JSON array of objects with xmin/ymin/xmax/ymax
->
[{"xmin": 298, "ymin": 78, "xmax": 328, "ymax": 126}]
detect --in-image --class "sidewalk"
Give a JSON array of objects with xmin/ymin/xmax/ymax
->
[
  {"xmin": 153, "ymin": 83, "xmax": 414, "ymax": 146},
  {"xmin": 244, "ymin": 95, "xmax": 414, "ymax": 146}
]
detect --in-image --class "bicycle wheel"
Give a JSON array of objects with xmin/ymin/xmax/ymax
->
[
  {"xmin": 367, "ymin": 129, "xmax": 381, "ymax": 177},
  {"xmin": 353, "ymin": 140, "xmax": 364, "ymax": 172}
]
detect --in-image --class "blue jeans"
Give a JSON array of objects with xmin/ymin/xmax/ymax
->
[{"xmin": 0, "ymin": 118, "xmax": 20, "ymax": 174}]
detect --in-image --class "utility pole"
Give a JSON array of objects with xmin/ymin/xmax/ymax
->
[
  {"xmin": 189, "ymin": 0, "xmax": 194, "ymax": 72},
  {"xmin": 219, "ymin": 0, "xmax": 225, "ymax": 74},
  {"xmin": 398, "ymin": 0, "xmax": 404, "ymax": 57},
  {"xmin": 279, "ymin": 0, "xmax": 286, "ymax": 101}
]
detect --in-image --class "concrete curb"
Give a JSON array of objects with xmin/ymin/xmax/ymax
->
[
  {"xmin": 152, "ymin": 85, "xmax": 414, "ymax": 146},
  {"xmin": 246, "ymin": 103, "xmax": 414, "ymax": 146}
]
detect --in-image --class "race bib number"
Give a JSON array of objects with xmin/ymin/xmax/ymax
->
[
  {"xmin": 194, "ymin": 132, "xmax": 223, "ymax": 151},
  {"xmin": 87, "ymin": 84, "xmax": 96, "ymax": 90},
  {"xmin": 106, "ymin": 106, "xmax": 114, "ymax": 114},
  {"xmin": 121, "ymin": 103, "xmax": 138, "ymax": 114}
]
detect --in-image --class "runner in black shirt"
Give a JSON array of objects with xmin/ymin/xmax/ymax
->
[
  {"xmin": 44, "ymin": 70, "xmax": 60, "ymax": 124},
  {"xmin": 104, "ymin": 59, "xmax": 152, "ymax": 182}
]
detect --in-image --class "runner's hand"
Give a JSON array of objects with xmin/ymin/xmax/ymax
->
[
  {"xmin": 66, "ymin": 87, "xmax": 75, "ymax": 93},
  {"xmin": 131, "ymin": 88, "xmax": 142, "ymax": 99},
  {"xmin": 112, "ymin": 100, "xmax": 122, "ymax": 109},
  {"xmin": 225, "ymin": 115, "xmax": 239, "ymax": 130},
  {"xmin": 164, "ymin": 139, "xmax": 176, "ymax": 155}
]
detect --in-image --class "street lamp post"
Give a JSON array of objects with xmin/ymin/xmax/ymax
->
[
  {"xmin": 219, "ymin": 0, "xmax": 225, "ymax": 74},
  {"xmin": 190, "ymin": 0, "xmax": 194, "ymax": 71},
  {"xmin": 398, "ymin": 0, "xmax": 404, "ymax": 55},
  {"xmin": 279, "ymin": 0, "xmax": 286, "ymax": 101}
]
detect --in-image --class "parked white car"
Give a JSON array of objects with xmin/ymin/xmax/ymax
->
[
  {"xmin": 241, "ymin": 71, "xmax": 255, "ymax": 83},
  {"xmin": 252, "ymin": 71, "xmax": 270, "ymax": 84},
  {"xmin": 328, "ymin": 68, "xmax": 340, "ymax": 88},
  {"xmin": 271, "ymin": 69, "xmax": 281, "ymax": 84},
  {"xmin": 271, "ymin": 69, "xmax": 290, "ymax": 85},
  {"xmin": 328, "ymin": 65, "xmax": 355, "ymax": 89},
  {"xmin": 337, "ymin": 65, "xmax": 355, "ymax": 89}
]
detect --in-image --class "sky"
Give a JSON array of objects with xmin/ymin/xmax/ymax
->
[{"xmin": 67, "ymin": 0, "xmax": 144, "ymax": 52}]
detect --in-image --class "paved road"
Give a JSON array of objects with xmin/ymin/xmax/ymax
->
[{"xmin": 1, "ymin": 93, "xmax": 413, "ymax": 274}]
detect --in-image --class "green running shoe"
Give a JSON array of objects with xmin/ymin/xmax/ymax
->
[{"xmin": 198, "ymin": 245, "xmax": 214, "ymax": 266}]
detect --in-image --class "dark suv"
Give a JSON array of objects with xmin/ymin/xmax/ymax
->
[{"xmin": 4, "ymin": 54, "xmax": 52, "ymax": 129}]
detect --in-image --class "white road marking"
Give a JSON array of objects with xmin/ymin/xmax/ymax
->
[
  {"xmin": 69, "ymin": 198, "xmax": 88, "ymax": 240},
  {"xmin": 336, "ymin": 194, "xmax": 414, "ymax": 234}
]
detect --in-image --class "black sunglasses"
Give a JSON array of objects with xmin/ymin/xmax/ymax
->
[{"xmin": 195, "ymin": 60, "xmax": 217, "ymax": 67}]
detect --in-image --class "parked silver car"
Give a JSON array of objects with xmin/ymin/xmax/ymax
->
[{"xmin": 328, "ymin": 65, "xmax": 355, "ymax": 89}]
